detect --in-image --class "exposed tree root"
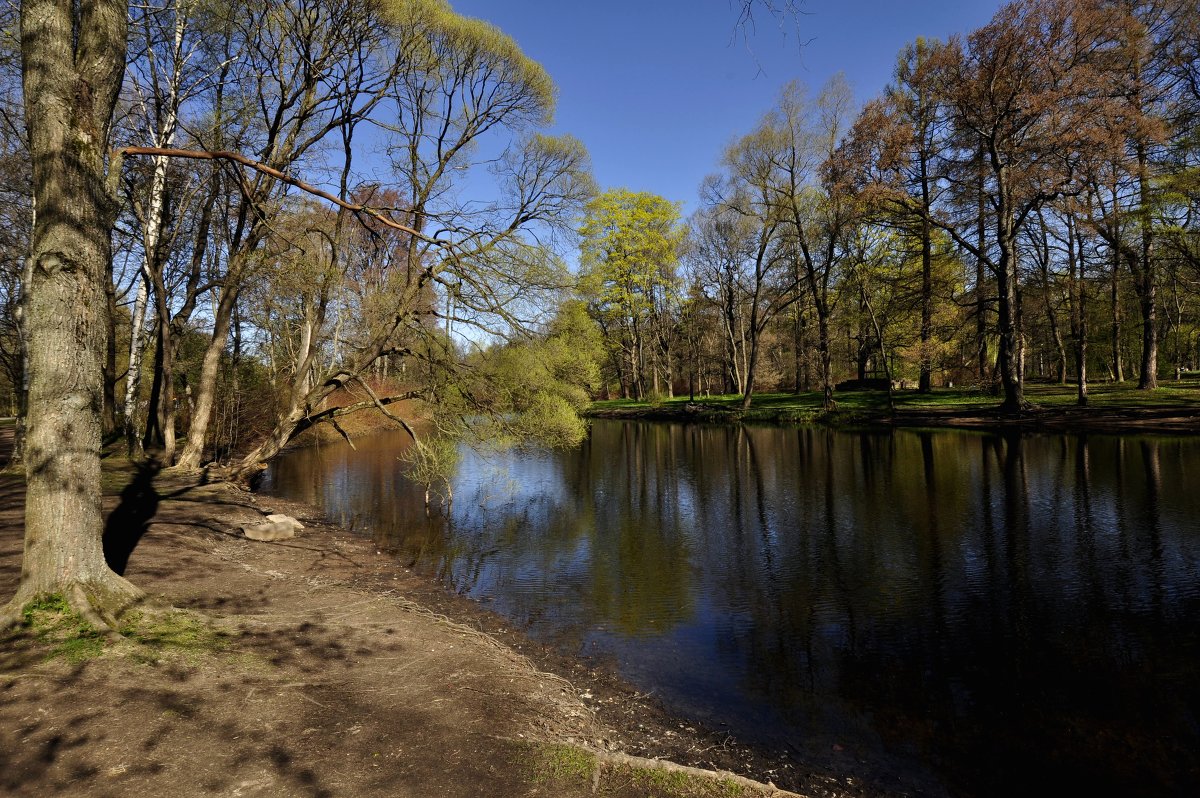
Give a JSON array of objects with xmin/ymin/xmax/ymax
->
[
  {"xmin": 998, "ymin": 398, "xmax": 1037, "ymax": 415},
  {"xmin": 574, "ymin": 747, "xmax": 802, "ymax": 797},
  {"xmin": 0, "ymin": 576, "xmax": 145, "ymax": 636},
  {"xmin": 0, "ymin": 600, "xmax": 20, "ymax": 633}
]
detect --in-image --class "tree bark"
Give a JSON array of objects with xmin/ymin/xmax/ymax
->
[
  {"xmin": 174, "ymin": 279, "xmax": 239, "ymax": 469},
  {"xmin": 123, "ymin": 269, "xmax": 149, "ymax": 453},
  {"xmin": 5, "ymin": 0, "xmax": 141, "ymax": 625},
  {"xmin": 103, "ymin": 267, "xmax": 119, "ymax": 436},
  {"xmin": 995, "ymin": 214, "xmax": 1026, "ymax": 413},
  {"xmin": 918, "ymin": 154, "xmax": 934, "ymax": 392},
  {"xmin": 1068, "ymin": 208, "xmax": 1088, "ymax": 406},
  {"xmin": 975, "ymin": 145, "xmax": 990, "ymax": 387},
  {"xmin": 1111, "ymin": 248, "xmax": 1125, "ymax": 382}
]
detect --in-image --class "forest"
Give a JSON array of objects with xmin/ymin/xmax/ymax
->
[
  {"xmin": 578, "ymin": 1, "xmax": 1200, "ymax": 413},
  {"xmin": 0, "ymin": 0, "xmax": 1198, "ymax": 616},
  {"xmin": 2, "ymin": 0, "xmax": 1198, "ymax": 483}
]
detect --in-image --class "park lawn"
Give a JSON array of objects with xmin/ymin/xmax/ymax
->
[{"xmin": 588, "ymin": 380, "xmax": 1200, "ymax": 426}]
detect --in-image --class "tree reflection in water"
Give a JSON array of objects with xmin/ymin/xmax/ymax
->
[{"xmin": 263, "ymin": 422, "xmax": 1200, "ymax": 797}]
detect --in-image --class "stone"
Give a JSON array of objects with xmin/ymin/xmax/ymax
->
[{"xmin": 240, "ymin": 513, "xmax": 304, "ymax": 542}]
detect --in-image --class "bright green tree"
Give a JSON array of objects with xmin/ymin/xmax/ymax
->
[{"xmin": 578, "ymin": 189, "xmax": 685, "ymax": 400}]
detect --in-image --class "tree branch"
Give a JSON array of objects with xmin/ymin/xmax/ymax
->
[{"xmin": 118, "ymin": 146, "xmax": 434, "ymax": 243}]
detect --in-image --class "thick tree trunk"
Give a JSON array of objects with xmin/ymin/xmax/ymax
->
[
  {"xmin": 975, "ymin": 147, "xmax": 990, "ymax": 387},
  {"xmin": 1077, "ymin": 318, "xmax": 1089, "ymax": 406},
  {"xmin": 740, "ymin": 338, "xmax": 759, "ymax": 410},
  {"xmin": 1070, "ymin": 214, "xmax": 1088, "ymax": 407},
  {"xmin": 816, "ymin": 305, "xmax": 834, "ymax": 410},
  {"xmin": 1133, "ymin": 95, "xmax": 1157, "ymax": 390},
  {"xmin": 1138, "ymin": 286, "xmax": 1158, "ymax": 389},
  {"xmin": 5, "ymin": 0, "xmax": 141, "ymax": 625}
]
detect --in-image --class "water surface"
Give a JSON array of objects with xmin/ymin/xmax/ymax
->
[{"xmin": 261, "ymin": 421, "xmax": 1200, "ymax": 796}]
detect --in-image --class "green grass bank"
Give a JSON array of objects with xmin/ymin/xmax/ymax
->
[{"xmin": 586, "ymin": 381, "xmax": 1200, "ymax": 435}]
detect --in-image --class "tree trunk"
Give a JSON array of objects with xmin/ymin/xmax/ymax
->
[
  {"xmin": 175, "ymin": 286, "xmax": 237, "ymax": 469},
  {"xmin": 5, "ymin": 0, "xmax": 141, "ymax": 625},
  {"xmin": 975, "ymin": 145, "xmax": 989, "ymax": 387},
  {"xmin": 995, "ymin": 225, "xmax": 1026, "ymax": 413},
  {"xmin": 1137, "ymin": 281, "xmax": 1158, "ymax": 389},
  {"xmin": 1111, "ymin": 248, "xmax": 1124, "ymax": 382},
  {"xmin": 918, "ymin": 156, "xmax": 933, "ymax": 393},
  {"xmin": 1069, "ymin": 211, "xmax": 1088, "ymax": 406},
  {"xmin": 740, "ymin": 336, "xmax": 759, "ymax": 411},
  {"xmin": 9, "ymin": 249, "xmax": 33, "ymax": 466},
  {"xmin": 125, "ymin": 150, "xmax": 173, "ymax": 452},
  {"xmin": 123, "ymin": 270, "xmax": 149, "ymax": 453},
  {"xmin": 817, "ymin": 304, "xmax": 834, "ymax": 410},
  {"xmin": 103, "ymin": 270, "xmax": 119, "ymax": 436}
]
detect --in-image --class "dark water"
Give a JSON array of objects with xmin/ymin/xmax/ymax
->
[{"xmin": 260, "ymin": 421, "xmax": 1200, "ymax": 796}]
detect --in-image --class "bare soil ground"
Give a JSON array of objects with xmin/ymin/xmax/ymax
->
[{"xmin": 0, "ymin": 444, "xmax": 844, "ymax": 797}]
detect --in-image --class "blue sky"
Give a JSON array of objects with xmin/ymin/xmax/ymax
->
[{"xmin": 450, "ymin": 0, "xmax": 1003, "ymax": 215}]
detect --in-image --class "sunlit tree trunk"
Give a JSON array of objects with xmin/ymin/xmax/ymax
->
[
  {"xmin": 4, "ymin": 0, "xmax": 142, "ymax": 625},
  {"xmin": 175, "ymin": 277, "xmax": 239, "ymax": 470}
]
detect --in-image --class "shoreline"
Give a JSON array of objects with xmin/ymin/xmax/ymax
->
[
  {"xmin": 0, "ymin": 449, "xmax": 854, "ymax": 797},
  {"xmin": 585, "ymin": 393, "xmax": 1200, "ymax": 436},
  {"xmin": 256, "ymin": 487, "xmax": 874, "ymax": 798}
]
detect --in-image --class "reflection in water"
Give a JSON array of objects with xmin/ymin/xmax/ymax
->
[{"xmin": 261, "ymin": 422, "xmax": 1200, "ymax": 797}]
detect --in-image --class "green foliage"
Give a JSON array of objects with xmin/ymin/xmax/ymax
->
[
  {"xmin": 446, "ymin": 300, "xmax": 603, "ymax": 450},
  {"xmin": 579, "ymin": 189, "xmax": 685, "ymax": 319},
  {"xmin": 578, "ymin": 189, "xmax": 686, "ymax": 399},
  {"xmin": 383, "ymin": 0, "xmax": 556, "ymax": 123},
  {"xmin": 401, "ymin": 436, "xmax": 460, "ymax": 498}
]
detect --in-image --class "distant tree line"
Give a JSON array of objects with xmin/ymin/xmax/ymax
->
[{"xmin": 578, "ymin": 0, "xmax": 1200, "ymax": 412}]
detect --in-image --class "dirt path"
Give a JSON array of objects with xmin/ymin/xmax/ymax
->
[{"xmin": 0, "ymin": 460, "xmax": 812, "ymax": 798}]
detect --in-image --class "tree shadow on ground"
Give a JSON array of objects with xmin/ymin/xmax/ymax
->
[{"xmin": 102, "ymin": 459, "xmax": 163, "ymax": 576}]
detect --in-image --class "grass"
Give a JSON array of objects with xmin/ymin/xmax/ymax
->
[
  {"xmin": 588, "ymin": 379, "xmax": 1200, "ymax": 426},
  {"xmin": 533, "ymin": 743, "xmax": 598, "ymax": 783},
  {"xmin": 119, "ymin": 607, "xmax": 229, "ymax": 663},
  {"xmin": 19, "ymin": 595, "xmax": 228, "ymax": 665},
  {"xmin": 22, "ymin": 595, "xmax": 108, "ymax": 663},
  {"xmin": 525, "ymin": 742, "xmax": 752, "ymax": 797}
]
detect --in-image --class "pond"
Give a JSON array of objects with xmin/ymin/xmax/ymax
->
[{"xmin": 260, "ymin": 420, "xmax": 1200, "ymax": 796}]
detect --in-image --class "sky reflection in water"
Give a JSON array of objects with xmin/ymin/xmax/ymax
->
[{"xmin": 262, "ymin": 421, "xmax": 1200, "ymax": 797}]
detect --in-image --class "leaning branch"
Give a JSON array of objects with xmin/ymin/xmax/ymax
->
[
  {"xmin": 351, "ymin": 376, "xmax": 422, "ymax": 444},
  {"xmin": 291, "ymin": 390, "xmax": 424, "ymax": 438},
  {"xmin": 118, "ymin": 146, "xmax": 432, "ymax": 243}
]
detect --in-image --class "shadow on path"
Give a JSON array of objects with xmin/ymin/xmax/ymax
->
[{"xmin": 102, "ymin": 459, "xmax": 162, "ymax": 576}]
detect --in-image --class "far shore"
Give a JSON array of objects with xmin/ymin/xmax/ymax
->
[{"xmin": 585, "ymin": 381, "xmax": 1200, "ymax": 436}]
